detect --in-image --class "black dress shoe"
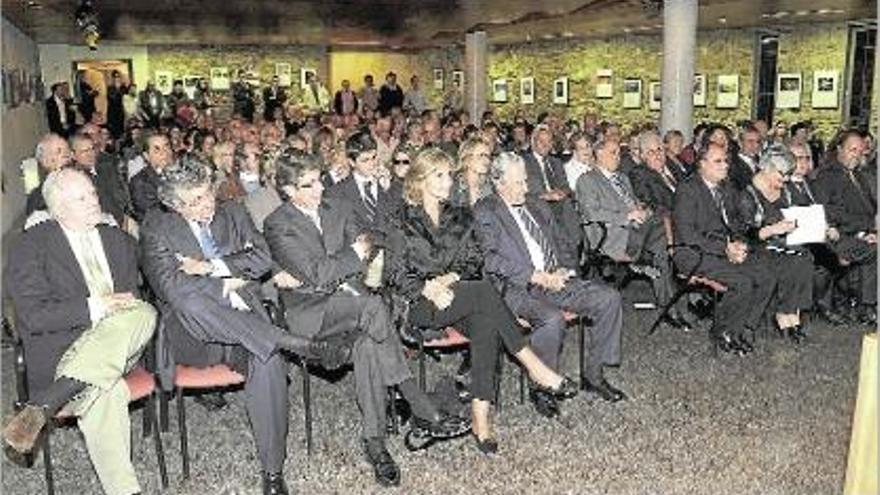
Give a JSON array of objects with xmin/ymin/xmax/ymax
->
[
  {"xmin": 363, "ymin": 439, "xmax": 400, "ymax": 487},
  {"xmin": 262, "ymin": 471, "xmax": 289, "ymax": 495},
  {"xmin": 857, "ymin": 306, "xmax": 877, "ymax": 326},
  {"xmin": 528, "ymin": 388, "xmax": 560, "ymax": 418},
  {"xmin": 817, "ymin": 308, "xmax": 847, "ymax": 326},
  {"xmin": 194, "ymin": 392, "xmax": 228, "ymax": 411},
  {"xmin": 716, "ymin": 332, "xmax": 747, "ymax": 356},
  {"xmin": 583, "ymin": 379, "xmax": 627, "ymax": 402},
  {"xmin": 411, "ymin": 411, "xmax": 471, "ymax": 439},
  {"xmin": 789, "ymin": 324, "xmax": 807, "ymax": 344},
  {"xmin": 736, "ymin": 335, "xmax": 754, "ymax": 354},
  {"xmin": 531, "ymin": 376, "xmax": 578, "ymax": 400},
  {"xmin": 472, "ymin": 434, "xmax": 498, "ymax": 455},
  {"xmin": 308, "ymin": 341, "xmax": 349, "ymax": 370}
]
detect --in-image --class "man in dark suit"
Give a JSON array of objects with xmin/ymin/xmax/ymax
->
[
  {"xmin": 140, "ymin": 158, "xmax": 306, "ymax": 494},
  {"xmin": 4, "ymin": 169, "xmax": 156, "ymax": 495},
  {"xmin": 262, "ymin": 75, "xmax": 287, "ymax": 121},
  {"xmin": 45, "ymin": 82, "xmax": 76, "ymax": 137},
  {"xmin": 333, "ymin": 79, "xmax": 359, "ymax": 116},
  {"xmin": 129, "ymin": 132, "xmax": 174, "ymax": 222},
  {"xmin": 475, "ymin": 153, "xmax": 625, "ymax": 411},
  {"xmin": 728, "ymin": 125, "xmax": 762, "ymax": 190},
  {"xmin": 520, "ymin": 124, "xmax": 581, "ymax": 244},
  {"xmin": 378, "ymin": 72, "xmax": 404, "ymax": 116},
  {"xmin": 672, "ymin": 143, "xmax": 776, "ymax": 354},
  {"xmin": 812, "ymin": 130, "xmax": 877, "ymax": 324},
  {"xmin": 138, "ymin": 81, "xmax": 165, "ymax": 129},
  {"xmin": 325, "ymin": 132, "xmax": 403, "ymax": 246},
  {"xmin": 264, "ymin": 151, "xmax": 467, "ymax": 487},
  {"xmin": 70, "ymin": 134, "xmax": 131, "ymax": 227}
]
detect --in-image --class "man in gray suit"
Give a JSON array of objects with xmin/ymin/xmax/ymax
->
[
  {"xmin": 140, "ymin": 157, "xmax": 306, "ymax": 495},
  {"xmin": 263, "ymin": 151, "xmax": 468, "ymax": 488},
  {"xmin": 475, "ymin": 152, "xmax": 625, "ymax": 411},
  {"xmin": 576, "ymin": 137, "xmax": 686, "ymax": 328}
]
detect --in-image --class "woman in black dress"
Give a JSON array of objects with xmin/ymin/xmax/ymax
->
[
  {"xmin": 737, "ymin": 146, "xmax": 813, "ymax": 342},
  {"xmin": 390, "ymin": 147, "xmax": 577, "ymax": 454}
]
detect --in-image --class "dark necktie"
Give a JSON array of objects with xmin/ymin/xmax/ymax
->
[
  {"xmin": 847, "ymin": 169, "xmax": 873, "ymax": 209},
  {"xmin": 515, "ymin": 206, "xmax": 558, "ymax": 270},
  {"xmin": 362, "ymin": 181, "xmax": 377, "ymax": 223},
  {"xmin": 610, "ymin": 173, "xmax": 635, "ymax": 206},
  {"xmin": 197, "ymin": 222, "xmax": 219, "ymax": 259},
  {"xmin": 709, "ymin": 187, "xmax": 729, "ymax": 226}
]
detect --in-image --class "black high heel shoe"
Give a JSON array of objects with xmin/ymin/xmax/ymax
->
[
  {"xmin": 789, "ymin": 324, "xmax": 807, "ymax": 344},
  {"xmin": 473, "ymin": 434, "xmax": 498, "ymax": 455},
  {"xmin": 530, "ymin": 376, "xmax": 579, "ymax": 400}
]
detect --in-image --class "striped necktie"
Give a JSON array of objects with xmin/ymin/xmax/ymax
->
[
  {"xmin": 362, "ymin": 181, "xmax": 377, "ymax": 223},
  {"xmin": 515, "ymin": 206, "xmax": 558, "ymax": 270},
  {"xmin": 197, "ymin": 222, "xmax": 219, "ymax": 259},
  {"xmin": 75, "ymin": 231, "xmax": 113, "ymax": 297}
]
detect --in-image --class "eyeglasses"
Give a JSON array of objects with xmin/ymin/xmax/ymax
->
[{"xmin": 392, "ymin": 159, "xmax": 411, "ymax": 165}]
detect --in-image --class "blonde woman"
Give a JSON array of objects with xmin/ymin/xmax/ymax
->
[
  {"xmin": 449, "ymin": 137, "xmax": 492, "ymax": 207},
  {"xmin": 391, "ymin": 147, "xmax": 577, "ymax": 454}
]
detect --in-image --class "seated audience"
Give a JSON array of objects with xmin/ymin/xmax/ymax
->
[
  {"xmin": 26, "ymin": 133, "xmax": 73, "ymax": 216},
  {"xmin": 449, "ymin": 136, "xmax": 492, "ymax": 208},
  {"xmin": 129, "ymin": 132, "xmax": 173, "ymax": 221},
  {"xmin": 4, "ymin": 169, "xmax": 157, "ymax": 495},
  {"xmin": 475, "ymin": 152, "xmax": 626, "ymax": 412},
  {"xmin": 563, "ymin": 132, "xmax": 594, "ymax": 190},
  {"xmin": 663, "ymin": 129, "xmax": 691, "ymax": 181}
]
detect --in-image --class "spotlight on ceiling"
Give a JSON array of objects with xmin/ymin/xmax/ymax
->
[{"xmin": 75, "ymin": 0, "xmax": 100, "ymax": 51}]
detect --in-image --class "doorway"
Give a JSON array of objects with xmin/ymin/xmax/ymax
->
[{"xmin": 72, "ymin": 59, "xmax": 133, "ymax": 123}]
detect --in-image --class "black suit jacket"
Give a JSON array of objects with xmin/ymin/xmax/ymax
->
[
  {"xmin": 474, "ymin": 195, "xmax": 577, "ymax": 293},
  {"xmin": 812, "ymin": 162, "xmax": 877, "ymax": 234},
  {"xmin": 262, "ymin": 86, "xmax": 287, "ymax": 120},
  {"xmin": 263, "ymin": 198, "xmax": 365, "ymax": 340},
  {"xmin": 89, "ymin": 154, "xmax": 130, "ymax": 225},
  {"xmin": 5, "ymin": 222, "xmax": 140, "ymax": 393},
  {"xmin": 45, "ymin": 96, "xmax": 75, "ymax": 137},
  {"xmin": 333, "ymin": 90, "xmax": 359, "ymax": 115},
  {"xmin": 629, "ymin": 165, "xmax": 676, "ymax": 218},
  {"xmin": 672, "ymin": 176, "xmax": 745, "ymax": 261},
  {"xmin": 140, "ymin": 201, "xmax": 277, "ymax": 368},
  {"xmin": 324, "ymin": 174, "xmax": 403, "ymax": 245},
  {"xmin": 729, "ymin": 153, "xmax": 758, "ymax": 191},
  {"xmin": 130, "ymin": 165, "xmax": 162, "ymax": 222},
  {"xmin": 520, "ymin": 151, "xmax": 568, "ymax": 196}
]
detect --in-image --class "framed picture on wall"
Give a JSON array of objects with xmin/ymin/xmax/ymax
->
[
  {"xmin": 649, "ymin": 81, "xmax": 661, "ymax": 110},
  {"xmin": 210, "ymin": 67, "xmax": 230, "ymax": 91},
  {"xmin": 716, "ymin": 74, "xmax": 739, "ymax": 109},
  {"xmin": 812, "ymin": 70, "xmax": 839, "ymax": 109},
  {"xmin": 596, "ymin": 69, "xmax": 613, "ymax": 98},
  {"xmin": 452, "ymin": 70, "xmax": 464, "ymax": 89},
  {"xmin": 433, "ymin": 69, "xmax": 444, "ymax": 90},
  {"xmin": 553, "ymin": 77, "xmax": 569, "ymax": 105},
  {"xmin": 155, "ymin": 70, "xmax": 174, "ymax": 95},
  {"xmin": 183, "ymin": 75, "xmax": 201, "ymax": 99},
  {"xmin": 300, "ymin": 68, "xmax": 317, "ymax": 89},
  {"xmin": 520, "ymin": 77, "xmax": 534, "ymax": 105},
  {"xmin": 622, "ymin": 78, "xmax": 642, "ymax": 108},
  {"xmin": 693, "ymin": 74, "xmax": 706, "ymax": 107},
  {"xmin": 275, "ymin": 63, "xmax": 292, "ymax": 87},
  {"xmin": 776, "ymin": 73, "xmax": 802, "ymax": 109},
  {"xmin": 492, "ymin": 79, "xmax": 508, "ymax": 103}
]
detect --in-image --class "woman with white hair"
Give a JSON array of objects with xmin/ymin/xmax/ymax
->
[{"xmin": 736, "ymin": 144, "xmax": 813, "ymax": 343}]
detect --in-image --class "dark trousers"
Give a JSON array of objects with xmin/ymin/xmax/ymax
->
[
  {"xmin": 762, "ymin": 251, "xmax": 813, "ymax": 314},
  {"xmin": 626, "ymin": 218, "xmax": 677, "ymax": 307},
  {"xmin": 693, "ymin": 254, "xmax": 776, "ymax": 338},
  {"xmin": 505, "ymin": 279, "xmax": 621, "ymax": 379},
  {"xmin": 313, "ymin": 294, "xmax": 414, "ymax": 439},
  {"xmin": 409, "ymin": 280, "xmax": 527, "ymax": 402}
]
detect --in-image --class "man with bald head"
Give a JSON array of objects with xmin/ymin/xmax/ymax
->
[
  {"xmin": 25, "ymin": 133, "xmax": 72, "ymax": 217},
  {"xmin": 4, "ymin": 168, "xmax": 157, "ymax": 495}
]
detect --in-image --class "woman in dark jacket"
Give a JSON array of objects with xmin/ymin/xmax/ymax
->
[
  {"xmin": 390, "ymin": 147, "xmax": 577, "ymax": 454},
  {"xmin": 737, "ymin": 146, "xmax": 812, "ymax": 342}
]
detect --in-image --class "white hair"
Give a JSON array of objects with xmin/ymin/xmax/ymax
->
[
  {"xmin": 489, "ymin": 151, "xmax": 525, "ymax": 183},
  {"xmin": 35, "ymin": 133, "xmax": 63, "ymax": 167},
  {"xmin": 42, "ymin": 168, "xmax": 88, "ymax": 217}
]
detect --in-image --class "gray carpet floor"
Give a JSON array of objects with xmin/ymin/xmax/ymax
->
[{"xmin": 1, "ymin": 287, "xmax": 870, "ymax": 495}]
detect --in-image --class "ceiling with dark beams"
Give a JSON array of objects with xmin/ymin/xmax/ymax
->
[{"xmin": 2, "ymin": 0, "xmax": 876, "ymax": 48}]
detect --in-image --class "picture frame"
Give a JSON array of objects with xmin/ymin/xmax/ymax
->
[
  {"xmin": 154, "ymin": 70, "xmax": 174, "ymax": 95},
  {"xmin": 553, "ymin": 77, "xmax": 568, "ymax": 105},
  {"xmin": 520, "ymin": 77, "xmax": 534, "ymax": 105},
  {"xmin": 693, "ymin": 74, "xmax": 706, "ymax": 107},
  {"xmin": 209, "ymin": 67, "xmax": 230, "ymax": 91},
  {"xmin": 433, "ymin": 68, "xmax": 444, "ymax": 90},
  {"xmin": 300, "ymin": 68, "xmax": 317, "ymax": 89},
  {"xmin": 492, "ymin": 78, "xmax": 508, "ymax": 103},
  {"xmin": 812, "ymin": 70, "xmax": 839, "ymax": 109},
  {"xmin": 596, "ymin": 69, "xmax": 613, "ymax": 98},
  {"xmin": 183, "ymin": 75, "xmax": 201, "ymax": 99},
  {"xmin": 649, "ymin": 81, "xmax": 661, "ymax": 110},
  {"xmin": 776, "ymin": 72, "xmax": 802, "ymax": 109},
  {"xmin": 452, "ymin": 70, "xmax": 464, "ymax": 89},
  {"xmin": 716, "ymin": 74, "xmax": 739, "ymax": 109},
  {"xmin": 622, "ymin": 78, "xmax": 642, "ymax": 109},
  {"xmin": 275, "ymin": 63, "xmax": 292, "ymax": 87}
]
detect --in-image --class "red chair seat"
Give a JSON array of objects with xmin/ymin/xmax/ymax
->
[
  {"xmin": 424, "ymin": 327, "xmax": 469, "ymax": 347},
  {"xmin": 174, "ymin": 364, "xmax": 245, "ymax": 389},
  {"xmin": 125, "ymin": 366, "xmax": 157, "ymax": 402}
]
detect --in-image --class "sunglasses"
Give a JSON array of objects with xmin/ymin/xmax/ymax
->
[{"xmin": 393, "ymin": 159, "xmax": 411, "ymax": 165}]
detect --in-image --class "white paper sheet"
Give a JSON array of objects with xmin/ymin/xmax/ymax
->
[{"xmin": 782, "ymin": 205, "xmax": 827, "ymax": 245}]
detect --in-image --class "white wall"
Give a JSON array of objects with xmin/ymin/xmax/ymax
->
[
  {"xmin": 2, "ymin": 17, "xmax": 45, "ymax": 265},
  {"xmin": 39, "ymin": 43, "xmax": 150, "ymax": 89}
]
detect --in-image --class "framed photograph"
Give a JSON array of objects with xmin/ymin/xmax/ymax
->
[
  {"xmin": 649, "ymin": 81, "xmax": 661, "ymax": 110},
  {"xmin": 452, "ymin": 70, "xmax": 464, "ymax": 89},
  {"xmin": 154, "ymin": 70, "xmax": 174, "ymax": 95},
  {"xmin": 596, "ymin": 69, "xmax": 613, "ymax": 98},
  {"xmin": 553, "ymin": 77, "xmax": 569, "ymax": 105},
  {"xmin": 492, "ymin": 78, "xmax": 508, "ymax": 103},
  {"xmin": 693, "ymin": 74, "xmax": 706, "ymax": 107},
  {"xmin": 622, "ymin": 78, "xmax": 642, "ymax": 109},
  {"xmin": 209, "ymin": 67, "xmax": 230, "ymax": 91},
  {"xmin": 300, "ymin": 67, "xmax": 317, "ymax": 89},
  {"xmin": 183, "ymin": 75, "xmax": 201, "ymax": 99},
  {"xmin": 716, "ymin": 74, "xmax": 739, "ymax": 109},
  {"xmin": 520, "ymin": 77, "xmax": 535, "ymax": 105},
  {"xmin": 433, "ymin": 68, "xmax": 444, "ymax": 90},
  {"xmin": 275, "ymin": 63, "xmax": 292, "ymax": 87},
  {"xmin": 776, "ymin": 73, "xmax": 801, "ymax": 109},
  {"xmin": 812, "ymin": 70, "xmax": 838, "ymax": 109}
]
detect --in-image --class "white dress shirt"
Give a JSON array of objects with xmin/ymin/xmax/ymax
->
[
  {"xmin": 61, "ymin": 226, "xmax": 114, "ymax": 323},
  {"xmin": 353, "ymin": 172, "xmax": 379, "ymax": 204},
  {"xmin": 564, "ymin": 158, "xmax": 591, "ymax": 190},
  {"xmin": 505, "ymin": 203, "xmax": 546, "ymax": 272}
]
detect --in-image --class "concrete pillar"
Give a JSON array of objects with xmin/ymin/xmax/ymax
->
[
  {"xmin": 660, "ymin": 0, "xmax": 698, "ymax": 142},
  {"xmin": 465, "ymin": 31, "xmax": 488, "ymax": 126}
]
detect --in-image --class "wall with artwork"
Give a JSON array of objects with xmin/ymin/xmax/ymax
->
[
  {"xmin": 39, "ymin": 43, "xmax": 150, "ymax": 97},
  {"xmin": 2, "ymin": 17, "xmax": 45, "ymax": 275}
]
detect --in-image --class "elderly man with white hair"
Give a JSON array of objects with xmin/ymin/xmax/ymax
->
[
  {"xmin": 25, "ymin": 133, "xmax": 72, "ymax": 216},
  {"xmin": 4, "ymin": 168, "xmax": 157, "ymax": 495}
]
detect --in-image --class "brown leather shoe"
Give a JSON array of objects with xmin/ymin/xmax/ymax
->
[{"xmin": 3, "ymin": 404, "xmax": 48, "ymax": 454}]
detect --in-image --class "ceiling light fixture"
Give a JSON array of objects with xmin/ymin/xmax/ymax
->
[{"xmin": 75, "ymin": 0, "xmax": 100, "ymax": 50}]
